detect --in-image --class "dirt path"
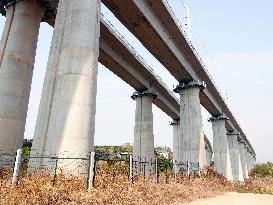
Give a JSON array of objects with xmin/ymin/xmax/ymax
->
[{"xmin": 182, "ymin": 192, "xmax": 273, "ymax": 205}]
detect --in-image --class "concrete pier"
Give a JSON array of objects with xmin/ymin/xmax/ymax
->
[
  {"xmin": 239, "ymin": 141, "xmax": 247, "ymax": 179},
  {"xmin": 209, "ymin": 116, "xmax": 233, "ymax": 180},
  {"xmin": 227, "ymin": 132, "xmax": 242, "ymax": 181},
  {"xmin": 0, "ymin": 0, "xmax": 43, "ymax": 158},
  {"xmin": 247, "ymin": 151, "xmax": 254, "ymax": 172},
  {"xmin": 29, "ymin": 0, "xmax": 101, "ymax": 174},
  {"xmin": 205, "ymin": 142, "xmax": 213, "ymax": 167},
  {"xmin": 246, "ymin": 151, "xmax": 251, "ymax": 172},
  {"xmin": 170, "ymin": 120, "xmax": 180, "ymax": 174},
  {"xmin": 244, "ymin": 145, "xmax": 250, "ymax": 178},
  {"xmin": 174, "ymin": 80, "xmax": 206, "ymax": 169},
  {"xmin": 253, "ymin": 155, "xmax": 256, "ymax": 167},
  {"xmin": 205, "ymin": 146, "xmax": 213, "ymax": 166},
  {"xmin": 132, "ymin": 90, "xmax": 157, "ymax": 175}
]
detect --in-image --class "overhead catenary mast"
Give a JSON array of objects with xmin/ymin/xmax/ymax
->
[{"xmin": 187, "ymin": 5, "xmax": 192, "ymax": 42}]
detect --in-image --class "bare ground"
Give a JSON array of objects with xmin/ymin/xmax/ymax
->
[{"xmin": 180, "ymin": 192, "xmax": 273, "ymax": 205}]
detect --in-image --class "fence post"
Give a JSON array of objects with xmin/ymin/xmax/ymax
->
[
  {"xmin": 198, "ymin": 162, "xmax": 201, "ymax": 176},
  {"xmin": 52, "ymin": 158, "xmax": 58, "ymax": 186},
  {"xmin": 87, "ymin": 152, "xmax": 95, "ymax": 191},
  {"xmin": 129, "ymin": 155, "xmax": 133, "ymax": 183},
  {"xmin": 173, "ymin": 160, "xmax": 176, "ymax": 178},
  {"xmin": 187, "ymin": 161, "xmax": 190, "ymax": 178},
  {"xmin": 143, "ymin": 157, "xmax": 146, "ymax": 180},
  {"xmin": 155, "ymin": 158, "xmax": 159, "ymax": 184},
  {"xmin": 12, "ymin": 149, "xmax": 22, "ymax": 186}
]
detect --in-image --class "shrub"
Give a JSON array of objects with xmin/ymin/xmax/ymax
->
[{"xmin": 250, "ymin": 162, "xmax": 273, "ymax": 178}]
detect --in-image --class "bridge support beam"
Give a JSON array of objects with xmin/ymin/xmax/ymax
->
[
  {"xmin": 132, "ymin": 90, "xmax": 157, "ymax": 176},
  {"xmin": 174, "ymin": 80, "xmax": 206, "ymax": 170},
  {"xmin": 209, "ymin": 116, "xmax": 233, "ymax": 180},
  {"xmin": 0, "ymin": 0, "xmax": 43, "ymax": 160},
  {"xmin": 227, "ymin": 132, "xmax": 242, "ymax": 181},
  {"xmin": 29, "ymin": 0, "xmax": 101, "ymax": 174},
  {"xmin": 170, "ymin": 119, "xmax": 180, "ymax": 174}
]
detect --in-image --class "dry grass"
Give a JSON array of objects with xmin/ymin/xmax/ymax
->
[
  {"xmin": 237, "ymin": 177, "xmax": 273, "ymax": 195},
  {"xmin": 0, "ymin": 166, "xmax": 237, "ymax": 205}
]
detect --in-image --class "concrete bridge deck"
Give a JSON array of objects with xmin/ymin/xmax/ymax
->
[
  {"xmin": 101, "ymin": 0, "xmax": 254, "ymax": 155},
  {"xmin": 0, "ymin": 0, "xmax": 247, "ymax": 155}
]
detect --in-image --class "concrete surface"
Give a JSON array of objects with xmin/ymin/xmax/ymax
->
[
  {"xmin": 181, "ymin": 192, "xmax": 273, "ymax": 205},
  {"xmin": 210, "ymin": 116, "xmax": 233, "ymax": 180},
  {"xmin": 132, "ymin": 91, "xmax": 156, "ymax": 169},
  {"xmin": 227, "ymin": 133, "xmax": 242, "ymax": 181},
  {"xmin": 174, "ymin": 81, "xmax": 206, "ymax": 168},
  {"xmin": 29, "ymin": 0, "xmax": 100, "ymax": 174},
  {"xmin": 0, "ymin": 0, "xmax": 43, "ymax": 156},
  {"xmin": 171, "ymin": 120, "xmax": 180, "ymax": 173},
  {"xmin": 244, "ymin": 145, "xmax": 250, "ymax": 179},
  {"xmin": 239, "ymin": 142, "xmax": 248, "ymax": 179}
]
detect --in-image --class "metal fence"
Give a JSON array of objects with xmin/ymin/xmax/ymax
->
[
  {"xmin": 0, "ymin": 150, "xmax": 15, "ymax": 168},
  {"xmin": 0, "ymin": 149, "xmax": 202, "ymax": 190}
]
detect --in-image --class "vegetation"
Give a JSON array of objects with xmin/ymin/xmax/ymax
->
[
  {"xmin": 0, "ymin": 167, "xmax": 235, "ymax": 205},
  {"xmin": 250, "ymin": 162, "xmax": 273, "ymax": 178},
  {"xmin": 236, "ymin": 163, "xmax": 273, "ymax": 195}
]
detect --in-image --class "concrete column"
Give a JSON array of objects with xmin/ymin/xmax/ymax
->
[
  {"xmin": 246, "ymin": 151, "xmax": 251, "ymax": 172},
  {"xmin": 253, "ymin": 155, "xmax": 256, "ymax": 167},
  {"xmin": 174, "ymin": 80, "xmax": 206, "ymax": 169},
  {"xmin": 250, "ymin": 153, "xmax": 254, "ymax": 170},
  {"xmin": 209, "ymin": 116, "xmax": 233, "ymax": 180},
  {"xmin": 239, "ymin": 141, "xmax": 247, "ymax": 179},
  {"xmin": 132, "ymin": 90, "xmax": 157, "ymax": 161},
  {"xmin": 237, "ymin": 139, "xmax": 244, "ymax": 182},
  {"xmin": 0, "ymin": 4, "xmax": 14, "ymax": 63},
  {"xmin": 204, "ymin": 135, "xmax": 213, "ymax": 167},
  {"xmin": 244, "ymin": 145, "xmax": 250, "ymax": 179},
  {"xmin": 249, "ymin": 152, "xmax": 254, "ymax": 171},
  {"xmin": 251, "ymin": 154, "xmax": 255, "ymax": 170},
  {"xmin": 0, "ymin": 1, "xmax": 43, "ymax": 158},
  {"xmin": 132, "ymin": 90, "xmax": 157, "ymax": 175},
  {"xmin": 227, "ymin": 132, "xmax": 241, "ymax": 181},
  {"xmin": 205, "ymin": 146, "xmax": 212, "ymax": 167},
  {"xmin": 170, "ymin": 119, "xmax": 180, "ymax": 174},
  {"xmin": 29, "ymin": 0, "xmax": 101, "ymax": 174}
]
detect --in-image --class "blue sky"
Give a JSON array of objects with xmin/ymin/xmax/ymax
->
[{"xmin": 0, "ymin": 0, "xmax": 272, "ymax": 162}]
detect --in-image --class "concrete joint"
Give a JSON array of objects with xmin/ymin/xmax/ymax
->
[
  {"xmin": 170, "ymin": 119, "xmax": 180, "ymax": 125},
  {"xmin": 238, "ymin": 140, "xmax": 246, "ymax": 145},
  {"xmin": 226, "ymin": 131, "xmax": 240, "ymax": 136},
  {"xmin": 0, "ymin": 0, "xmax": 56, "ymax": 22},
  {"xmin": 208, "ymin": 115, "xmax": 229, "ymax": 122},
  {"xmin": 173, "ymin": 80, "xmax": 206, "ymax": 93},
  {"xmin": 131, "ymin": 90, "xmax": 158, "ymax": 100}
]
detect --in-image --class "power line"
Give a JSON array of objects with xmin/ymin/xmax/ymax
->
[{"xmin": 198, "ymin": 35, "xmax": 219, "ymax": 75}]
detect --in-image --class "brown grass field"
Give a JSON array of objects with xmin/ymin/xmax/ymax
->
[{"xmin": 0, "ymin": 166, "xmax": 272, "ymax": 205}]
